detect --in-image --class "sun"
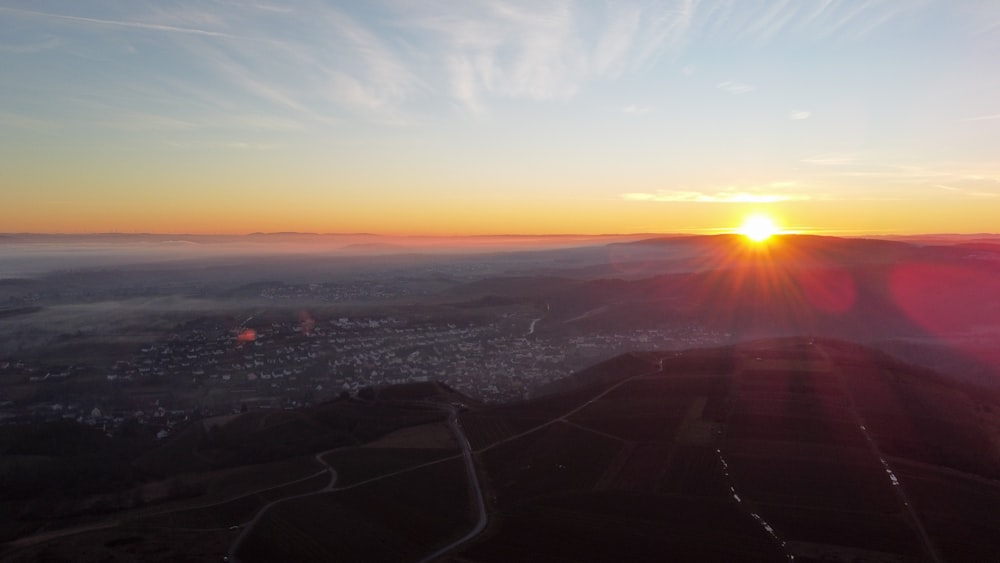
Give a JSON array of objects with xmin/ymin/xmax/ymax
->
[{"xmin": 738, "ymin": 215, "xmax": 780, "ymax": 242}]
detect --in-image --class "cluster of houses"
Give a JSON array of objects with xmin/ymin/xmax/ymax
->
[
  {"xmin": 256, "ymin": 280, "xmax": 415, "ymax": 302},
  {"xmin": 1, "ymin": 312, "xmax": 730, "ymax": 433},
  {"xmin": 108, "ymin": 312, "xmax": 730, "ymax": 403}
]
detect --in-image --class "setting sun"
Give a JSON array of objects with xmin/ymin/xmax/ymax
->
[{"xmin": 738, "ymin": 215, "xmax": 781, "ymax": 242}]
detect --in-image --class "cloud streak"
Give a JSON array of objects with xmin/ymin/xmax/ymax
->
[
  {"xmin": 0, "ymin": 1, "xmax": 983, "ymax": 131},
  {"xmin": 623, "ymin": 186, "xmax": 809, "ymax": 203},
  {"xmin": 621, "ymin": 104, "xmax": 653, "ymax": 115},
  {"xmin": 0, "ymin": 37, "xmax": 61, "ymax": 54},
  {"xmin": 800, "ymin": 154, "xmax": 859, "ymax": 166},
  {"xmin": 717, "ymin": 81, "xmax": 755, "ymax": 95},
  {"xmin": 399, "ymin": 1, "xmax": 695, "ymax": 113},
  {"xmin": 0, "ymin": 112, "xmax": 54, "ymax": 130},
  {"xmin": 0, "ymin": 6, "xmax": 247, "ymax": 40}
]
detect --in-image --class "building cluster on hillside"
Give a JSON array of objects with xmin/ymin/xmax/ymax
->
[
  {"xmin": 256, "ymin": 280, "xmax": 416, "ymax": 302},
  {"xmin": 0, "ymin": 312, "xmax": 729, "ymax": 432}
]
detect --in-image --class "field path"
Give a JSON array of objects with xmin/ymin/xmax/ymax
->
[
  {"xmin": 2, "ymin": 520, "xmax": 120, "ymax": 550},
  {"xmin": 225, "ymin": 402, "xmax": 485, "ymax": 563},
  {"xmin": 225, "ymin": 448, "xmax": 339, "ymax": 562},
  {"xmin": 478, "ymin": 364, "xmax": 663, "ymax": 455},
  {"xmin": 819, "ymin": 346, "xmax": 945, "ymax": 563}
]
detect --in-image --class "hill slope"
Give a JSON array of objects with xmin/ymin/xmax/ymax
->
[
  {"xmin": 456, "ymin": 338, "xmax": 1000, "ymax": 562},
  {"xmin": 4, "ymin": 339, "xmax": 1000, "ymax": 562}
]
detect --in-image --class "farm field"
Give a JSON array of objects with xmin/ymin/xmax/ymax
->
[
  {"xmin": 604, "ymin": 375, "xmax": 733, "ymax": 399},
  {"xmin": 723, "ymin": 455, "xmax": 898, "ymax": 512},
  {"xmin": 481, "ymin": 421, "xmax": 624, "ymax": 508},
  {"xmin": 449, "ymin": 339, "xmax": 1000, "ymax": 562},
  {"xmin": 320, "ymin": 447, "xmax": 457, "ymax": 487},
  {"xmin": 568, "ymin": 396, "xmax": 697, "ymax": 417},
  {"xmin": 656, "ymin": 445, "xmax": 731, "ymax": 499},
  {"xmin": 599, "ymin": 442, "xmax": 674, "ymax": 492},
  {"xmin": 0, "ymin": 524, "xmax": 239, "ymax": 562},
  {"xmin": 461, "ymin": 413, "xmax": 520, "ymax": 450},
  {"xmin": 724, "ymin": 413, "xmax": 868, "ymax": 446},
  {"xmin": 135, "ymin": 471, "xmax": 330, "ymax": 530},
  {"xmin": 567, "ymin": 413, "xmax": 685, "ymax": 442},
  {"xmin": 891, "ymin": 459, "xmax": 1000, "ymax": 561},
  {"xmin": 754, "ymin": 504, "xmax": 922, "ymax": 557},
  {"xmin": 462, "ymin": 493, "xmax": 786, "ymax": 563},
  {"xmin": 235, "ymin": 458, "xmax": 472, "ymax": 563}
]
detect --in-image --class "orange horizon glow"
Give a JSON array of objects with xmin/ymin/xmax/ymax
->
[{"xmin": 2, "ymin": 199, "xmax": 999, "ymax": 238}]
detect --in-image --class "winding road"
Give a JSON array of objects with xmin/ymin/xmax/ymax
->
[
  {"xmin": 224, "ymin": 402, "xmax": 488, "ymax": 563},
  {"xmin": 415, "ymin": 406, "xmax": 488, "ymax": 563},
  {"xmin": 225, "ymin": 448, "xmax": 340, "ymax": 562}
]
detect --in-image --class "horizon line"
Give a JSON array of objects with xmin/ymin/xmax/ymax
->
[{"xmin": 1, "ymin": 230, "xmax": 999, "ymax": 239}]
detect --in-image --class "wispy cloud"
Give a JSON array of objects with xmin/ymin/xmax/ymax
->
[
  {"xmin": 676, "ymin": 0, "xmax": 907, "ymax": 45},
  {"xmin": 0, "ymin": 36, "xmax": 61, "ymax": 54},
  {"xmin": 163, "ymin": 140, "xmax": 284, "ymax": 151},
  {"xmin": 623, "ymin": 183, "xmax": 809, "ymax": 203},
  {"xmin": 790, "ymin": 110, "xmax": 811, "ymax": 120},
  {"xmin": 623, "ymin": 191, "xmax": 803, "ymax": 203},
  {"xmin": 400, "ymin": 1, "xmax": 694, "ymax": 113},
  {"xmin": 621, "ymin": 104, "xmax": 653, "ymax": 115},
  {"xmin": 96, "ymin": 110, "xmax": 305, "ymax": 132},
  {"xmin": 406, "ymin": 3, "xmax": 584, "ymax": 111},
  {"xmin": 741, "ymin": 0, "xmax": 805, "ymax": 41},
  {"xmin": 226, "ymin": 141, "xmax": 282, "ymax": 150},
  {"xmin": 963, "ymin": 113, "xmax": 1000, "ymax": 122},
  {"xmin": 954, "ymin": 0, "xmax": 1000, "ymax": 36},
  {"xmin": 0, "ymin": 112, "xmax": 55, "ymax": 130},
  {"xmin": 0, "ymin": 1, "xmax": 966, "ymax": 128},
  {"xmin": 800, "ymin": 154, "xmax": 859, "ymax": 166},
  {"xmin": 717, "ymin": 81, "xmax": 754, "ymax": 95},
  {"xmin": 244, "ymin": 2, "xmax": 295, "ymax": 15},
  {"xmin": 1, "ymin": 3, "xmax": 417, "ymax": 126},
  {"xmin": 811, "ymin": 161, "xmax": 1000, "ymax": 198},
  {"xmin": 316, "ymin": 9, "xmax": 422, "ymax": 115},
  {"xmin": 0, "ymin": 6, "xmax": 247, "ymax": 40},
  {"xmin": 593, "ymin": 5, "xmax": 642, "ymax": 79}
]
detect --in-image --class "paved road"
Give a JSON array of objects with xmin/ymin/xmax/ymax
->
[
  {"xmin": 415, "ymin": 406, "xmax": 488, "ymax": 563},
  {"xmin": 419, "ymin": 365, "xmax": 664, "ymax": 560}
]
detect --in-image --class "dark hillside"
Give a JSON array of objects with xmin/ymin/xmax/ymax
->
[
  {"xmin": 4, "ymin": 339, "xmax": 1000, "ymax": 562},
  {"xmin": 453, "ymin": 338, "xmax": 1000, "ymax": 562}
]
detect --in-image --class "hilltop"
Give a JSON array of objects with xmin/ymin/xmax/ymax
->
[{"xmin": 5, "ymin": 339, "xmax": 1000, "ymax": 562}]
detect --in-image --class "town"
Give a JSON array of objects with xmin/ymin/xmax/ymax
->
[{"xmin": 0, "ymin": 308, "xmax": 730, "ymax": 440}]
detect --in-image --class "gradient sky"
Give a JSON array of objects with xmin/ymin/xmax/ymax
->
[{"xmin": 2, "ymin": 0, "xmax": 999, "ymax": 235}]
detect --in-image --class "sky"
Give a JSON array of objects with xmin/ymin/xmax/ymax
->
[{"xmin": 2, "ymin": 0, "xmax": 999, "ymax": 236}]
